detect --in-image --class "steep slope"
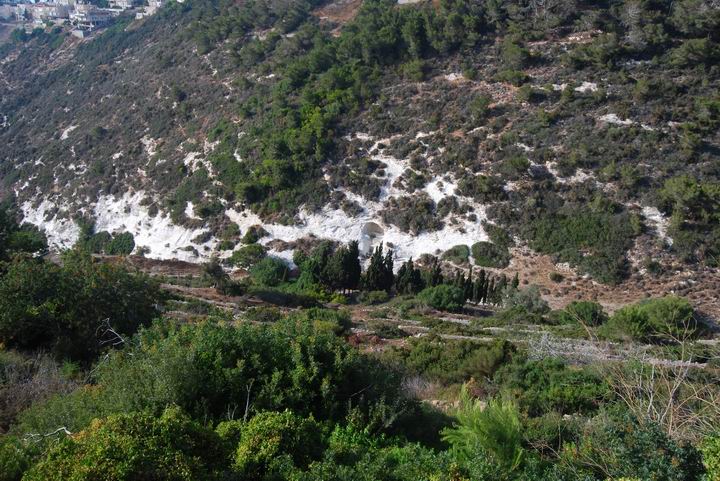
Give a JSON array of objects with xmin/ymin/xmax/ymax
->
[{"xmin": 1, "ymin": 0, "xmax": 719, "ymax": 291}]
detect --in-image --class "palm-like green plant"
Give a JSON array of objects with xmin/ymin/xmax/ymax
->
[{"xmin": 442, "ymin": 385, "xmax": 524, "ymax": 475}]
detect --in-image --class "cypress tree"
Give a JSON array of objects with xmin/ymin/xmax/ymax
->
[
  {"xmin": 364, "ymin": 244, "xmax": 394, "ymax": 292},
  {"xmin": 345, "ymin": 240, "xmax": 362, "ymax": 291}
]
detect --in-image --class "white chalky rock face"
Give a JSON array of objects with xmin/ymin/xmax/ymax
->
[
  {"xmin": 92, "ymin": 191, "xmax": 216, "ymax": 261},
  {"xmin": 21, "ymin": 131, "xmax": 495, "ymax": 266},
  {"xmin": 642, "ymin": 206, "xmax": 673, "ymax": 246},
  {"xmin": 21, "ymin": 192, "xmax": 217, "ymax": 262},
  {"xmin": 21, "ymin": 199, "xmax": 80, "ymax": 249},
  {"xmin": 225, "ymin": 132, "xmax": 490, "ymax": 266}
]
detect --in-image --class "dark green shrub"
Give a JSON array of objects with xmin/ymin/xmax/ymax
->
[
  {"xmin": 603, "ymin": 296, "xmax": 696, "ymax": 343},
  {"xmin": 0, "ymin": 251, "xmax": 162, "ymax": 361},
  {"xmin": 548, "ymin": 272, "xmax": 564, "ymax": 283},
  {"xmin": 359, "ymin": 290, "xmax": 390, "ymax": 305},
  {"xmin": 23, "ymin": 407, "xmax": 228, "ymax": 481},
  {"xmin": 233, "ymin": 411, "xmax": 324, "ymax": 477},
  {"xmin": 471, "ymin": 241, "xmax": 510, "ymax": 268},
  {"xmin": 418, "ymin": 285, "xmax": 465, "ymax": 312},
  {"xmin": 441, "ymin": 245, "xmax": 470, "ymax": 264},
  {"xmin": 229, "ymin": 243, "xmax": 267, "ymax": 268},
  {"xmin": 105, "ymin": 232, "xmax": 135, "ymax": 255},
  {"xmin": 495, "ymin": 358, "xmax": 610, "ymax": 416},
  {"xmin": 18, "ymin": 319, "xmax": 410, "ymax": 434},
  {"xmin": 559, "ymin": 412, "xmax": 703, "ymax": 481},
  {"xmin": 385, "ymin": 337, "xmax": 514, "ymax": 385},
  {"xmin": 250, "ymin": 256, "xmax": 289, "ymax": 286},
  {"xmin": 559, "ymin": 301, "xmax": 607, "ymax": 326}
]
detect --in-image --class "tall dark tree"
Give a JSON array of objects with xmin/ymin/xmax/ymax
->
[
  {"xmin": 364, "ymin": 244, "xmax": 394, "ymax": 292},
  {"xmin": 423, "ymin": 257, "xmax": 444, "ymax": 287},
  {"xmin": 326, "ymin": 241, "xmax": 362, "ymax": 292},
  {"xmin": 344, "ymin": 241, "xmax": 362, "ymax": 291},
  {"xmin": 395, "ymin": 258, "xmax": 424, "ymax": 295}
]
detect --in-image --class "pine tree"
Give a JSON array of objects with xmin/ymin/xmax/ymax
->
[{"xmin": 511, "ymin": 272, "xmax": 520, "ymax": 289}]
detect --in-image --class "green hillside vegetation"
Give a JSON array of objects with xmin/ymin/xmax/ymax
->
[
  {"xmin": 0, "ymin": 0, "xmax": 717, "ymax": 284},
  {"xmin": 1, "ymin": 208, "xmax": 719, "ymax": 479}
]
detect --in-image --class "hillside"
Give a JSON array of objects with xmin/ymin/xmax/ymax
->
[{"xmin": 1, "ymin": 0, "xmax": 719, "ymax": 314}]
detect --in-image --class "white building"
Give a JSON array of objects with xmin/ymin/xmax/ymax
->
[{"xmin": 70, "ymin": 3, "xmax": 111, "ymax": 29}]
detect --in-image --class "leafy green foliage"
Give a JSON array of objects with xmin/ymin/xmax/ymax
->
[
  {"xmin": 443, "ymin": 387, "xmax": 524, "ymax": 474},
  {"xmin": 105, "ymin": 232, "xmax": 135, "ymax": 255},
  {"xmin": 495, "ymin": 358, "xmax": 611, "ymax": 417},
  {"xmin": 558, "ymin": 301, "xmax": 608, "ymax": 326},
  {"xmin": 0, "ymin": 251, "xmax": 162, "ymax": 361},
  {"xmin": 233, "ymin": 410, "xmax": 324, "ymax": 477},
  {"xmin": 385, "ymin": 337, "xmax": 514, "ymax": 385},
  {"xmin": 0, "ymin": 205, "xmax": 47, "ymax": 261},
  {"xmin": 528, "ymin": 207, "xmax": 637, "ymax": 284},
  {"xmin": 17, "ymin": 318, "xmax": 410, "ymax": 435},
  {"xmin": 701, "ymin": 434, "xmax": 720, "ymax": 481},
  {"xmin": 471, "ymin": 241, "xmax": 510, "ymax": 268},
  {"xmin": 559, "ymin": 412, "xmax": 704, "ymax": 481},
  {"xmin": 23, "ymin": 407, "xmax": 228, "ymax": 481},
  {"xmin": 603, "ymin": 296, "xmax": 697, "ymax": 343},
  {"xmin": 229, "ymin": 243, "xmax": 267, "ymax": 268},
  {"xmin": 250, "ymin": 256, "xmax": 289, "ymax": 286},
  {"xmin": 441, "ymin": 244, "xmax": 470, "ymax": 264},
  {"xmin": 418, "ymin": 284, "xmax": 465, "ymax": 312}
]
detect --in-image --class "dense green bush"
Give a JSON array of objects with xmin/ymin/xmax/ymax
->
[
  {"xmin": 471, "ymin": 241, "xmax": 510, "ymax": 268},
  {"xmin": 559, "ymin": 412, "xmax": 704, "ymax": 481},
  {"xmin": 0, "ymin": 206, "xmax": 47, "ymax": 261},
  {"xmin": 603, "ymin": 296, "xmax": 696, "ymax": 343},
  {"xmin": 385, "ymin": 337, "xmax": 514, "ymax": 385},
  {"xmin": 418, "ymin": 285, "xmax": 465, "ymax": 312},
  {"xmin": 233, "ymin": 410, "xmax": 325, "ymax": 477},
  {"xmin": 495, "ymin": 358, "xmax": 610, "ymax": 417},
  {"xmin": 502, "ymin": 286, "xmax": 549, "ymax": 315},
  {"xmin": 17, "ymin": 318, "xmax": 410, "ymax": 435},
  {"xmin": 105, "ymin": 232, "xmax": 135, "ymax": 255},
  {"xmin": 23, "ymin": 407, "xmax": 228, "ymax": 481},
  {"xmin": 701, "ymin": 434, "xmax": 720, "ymax": 481},
  {"xmin": 528, "ymin": 207, "xmax": 637, "ymax": 284},
  {"xmin": 229, "ymin": 243, "xmax": 267, "ymax": 268},
  {"xmin": 0, "ymin": 251, "xmax": 162, "ymax": 361},
  {"xmin": 441, "ymin": 244, "xmax": 470, "ymax": 264},
  {"xmin": 249, "ymin": 256, "xmax": 289, "ymax": 286},
  {"xmin": 558, "ymin": 301, "xmax": 607, "ymax": 326}
]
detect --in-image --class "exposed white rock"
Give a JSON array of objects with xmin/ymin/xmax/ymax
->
[
  {"xmin": 575, "ymin": 81, "xmax": 598, "ymax": 93},
  {"xmin": 642, "ymin": 206, "xmax": 673, "ymax": 246},
  {"xmin": 184, "ymin": 201, "xmax": 202, "ymax": 220},
  {"xmin": 424, "ymin": 176, "xmax": 456, "ymax": 203},
  {"xmin": 227, "ymin": 204, "xmax": 488, "ymax": 266},
  {"xmin": 60, "ymin": 125, "xmax": 77, "ymax": 140},
  {"xmin": 598, "ymin": 113, "xmax": 634, "ymax": 126},
  {"xmin": 141, "ymin": 136, "xmax": 159, "ymax": 158},
  {"xmin": 93, "ymin": 191, "xmax": 216, "ymax": 261},
  {"xmin": 20, "ymin": 199, "xmax": 80, "ymax": 249},
  {"xmin": 224, "ymin": 133, "xmax": 488, "ymax": 266},
  {"xmin": 443, "ymin": 72, "xmax": 464, "ymax": 82}
]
